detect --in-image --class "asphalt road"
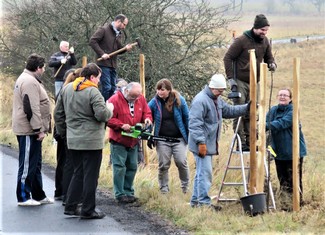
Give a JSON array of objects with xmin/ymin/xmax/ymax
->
[{"xmin": 0, "ymin": 145, "xmax": 133, "ymax": 235}]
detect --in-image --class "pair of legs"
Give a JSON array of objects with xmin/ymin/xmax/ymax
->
[
  {"xmin": 64, "ymin": 149, "xmax": 102, "ymax": 216},
  {"xmin": 54, "ymin": 136, "xmax": 73, "ymax": 202},
  {"xmin": 110, "ymin": 143, "xmax": 138, "ymax": 199},
  {"xmin": 54, "ymin": 81, "xmax": 64, "ymax": 98},
  {"xmin": 156, "ymin": 138, "xmax": 189, "ymax": 193},
  {"xmin": 190, "ymin": 153, "xmax": 213, "ymax": 206},
  {"xmin": 99, "ymin": 66, "xmax": 116, "ymax": 101},
  {"xmin": 16, "ymin": 135, "xmax": 47, "ymax": 202},
  {"xmin": 275, "ymin": 158, "xmax": 304, "ymax": 205},
  {"xmin": 232, "ymin": 79, "xmax": 250, "ymax": 150}
]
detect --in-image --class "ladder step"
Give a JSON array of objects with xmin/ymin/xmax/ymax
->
[
  {"xmin": 227, "ymin": 166, "xmax": 249, "ymax": 170},
  {"xmin": 223, "ymin": 182, "xmax": 247, "ymax": 186}
]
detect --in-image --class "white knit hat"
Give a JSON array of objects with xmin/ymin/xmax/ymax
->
[{"xmin": 208, "ymin": 74, "xmax": 227, "ymax": 89}]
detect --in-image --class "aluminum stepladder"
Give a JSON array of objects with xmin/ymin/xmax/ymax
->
[{"xmin": 215, "ymin": 116, "xmax": 276, "ymax": 210}]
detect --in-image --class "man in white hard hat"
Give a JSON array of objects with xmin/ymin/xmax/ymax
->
[{"xmin": 188, "ymin": 74, "xmax": 250, "ymax": 211}]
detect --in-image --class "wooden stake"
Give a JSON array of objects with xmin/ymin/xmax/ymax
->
[
  {"xmin": 292, "ymin": 58, "xmax": 300, "ymax": 211},
  {"xmin": 256, "ymin": 63, "xmax": 267, "ymax": 192},
  {"xmin": 249, "ymin": 49, "xmax": 257, "ymax": 194},
  {"xmin": 82, "ymin": 56, "xmax": 87, "ymax": 67},
  {"xmin": 139, "ymin": 54, "xmax": 149, "ymax": 166}
]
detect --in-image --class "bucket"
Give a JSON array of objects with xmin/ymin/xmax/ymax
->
[{"xmin": 240, "ymin": 193, "xmax": 266, "ymax": 216}]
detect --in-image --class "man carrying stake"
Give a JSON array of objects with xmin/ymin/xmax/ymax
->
[
  {"xmin": 89, "ymin": 14, "xmax": 134, "ymax": 101},
  {"xmin": 224, "ymin": 14, "xmax": 276, "ymax": 151}
]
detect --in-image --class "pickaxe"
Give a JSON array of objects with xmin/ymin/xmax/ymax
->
[{"xmin": 97, "ymin": 38, "xmax": 141, "ymax": 61}]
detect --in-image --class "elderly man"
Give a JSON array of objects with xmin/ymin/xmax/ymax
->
[
  {"xmin": 107, "ymin": 82, "xmax": 152, "ymax": 204},
  {"xmin": 49, "ymin": 40, "xmax": 77, "ymax": 97},
  {"xmin": 54, "ymin": 63, "xmax": 114, "ymax": 219},
  {"xmin": 189, "ymin": 74, "xmax": 250, "ymax": 210},
  {"xmin": 224, "ymin": 14, "xmax": 276, "ymax": 151}
]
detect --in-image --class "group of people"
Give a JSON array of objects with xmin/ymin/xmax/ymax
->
[{"xmin": 11, "ymin": 13, "xmax": 307, "ymax": 219}]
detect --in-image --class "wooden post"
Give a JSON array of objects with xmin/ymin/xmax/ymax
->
[
  {"xmin": 292, "ymin": 58, "xmax": 300, "ymax": 211},
  {"xmin": 139, "ymin": 54, "xmax": 149, "ymax": 165},
  {"xmin": 256, "ymin": 63, "xmax": 267, "ymax": 192},
  {"xmin": 82, "ymin": 56, "xmax": 87, "ymax": 67},
  {"xmin": 249, "ymin": 49, "xmax": 257, "ymax": 194}
]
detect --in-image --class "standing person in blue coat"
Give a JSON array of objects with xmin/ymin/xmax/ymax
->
[
  {"xmin": 266, "ymin": 88, "xmax": 307, "ymax": 210},
  {"xmin": 148, "ymin": 79, "xmax": 190, "ymax": 194},
  {"xmin": 189, "ymin": 74, "xmax": 250, "ymax": 210}
]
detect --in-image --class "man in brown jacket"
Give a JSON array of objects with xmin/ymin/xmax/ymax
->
[
  {"xmin": 12, "ymin": 53, "xmax": 53, "ymax": 206},
  {"xmin": 89, "ymin": 14, "xmax": 133, "ymax": 101},
  {"xmin": 223, "ymin": 14, "xmax": 276, "ymax": 151}
]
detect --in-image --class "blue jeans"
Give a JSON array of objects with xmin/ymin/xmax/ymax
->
[
  {"xmin": 99, "ymin": 66, "xmax": 116, "ymax": 101},
  {"xmin": 190, "ymin": 153, "xmax": 213, "ymax": 206},
  {"xmin": 55, "ymin": 81, "xmax": 64, "ymax": 98}
]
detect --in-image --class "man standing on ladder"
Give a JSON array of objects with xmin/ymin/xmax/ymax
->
[{"xmin": 224, "ymin": 14, "xmax": 276, "ymax": 151}]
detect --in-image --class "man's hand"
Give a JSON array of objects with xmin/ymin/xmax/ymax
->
[
  {"xmin": 198, "ymin": 144, "xmax": 207, "ymax": 158},
  {"xmin": 144, "ymin": 118, "xmax": 152, "ymax": 126},
  {"xmin": 268, "ymin": 63, "xmax": 277, "ymax": 72},
  {"xmin": 37, "ymin": 132, "xmax": 46, "ymax": 141},
  {"xmin": 106, "ymin": 101, "xmax": 114, "ymax": 112},
  {"xmin": 61, "ymin": 58, "xmax": 67, "ymax": 64},
  {"xmin": 68, "ymin": 47, "xmax": 74, "ymax": 54},
  {"xmin": 121, "ymin": 124, "xmax": 131, "ymax": 132},
  {"xmin": 101, "ymin": 53, "xmax": 110, "ymax": 60},
  {"xmin": 125, "ymin": 44, "xmax": 133, "ymax": 51}
]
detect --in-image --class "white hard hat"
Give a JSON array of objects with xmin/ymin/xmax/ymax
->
[{"xmin": 208, "ymin": 74, "xmax": 227, "ymax": 89}]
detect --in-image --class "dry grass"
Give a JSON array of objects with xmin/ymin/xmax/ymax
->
[{"xmin": 1, "ymin": 39, "xmax": 325, "ymax": 235}]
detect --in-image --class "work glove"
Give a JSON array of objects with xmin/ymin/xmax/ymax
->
[
  {"xmin": 147, "ymin": 136, "xmax": 156, "ymax": 149},
  {"xmin": 68, "ymin": 47, "xmax": 74, "ymax": 54},
  {"xmin": 61, "ymin": 58, "xmax": 67, "ymax": 64},
  {"xmin": 228, "ymin": 78, "xmax": 237, "ymax": 92},
  {"xmin": 198, "ymin": 144, "xmax": 207, "ymax": 158},
  {"xmin": 268, "ymin": 63, "xmax": 277, "ymax": 72}
]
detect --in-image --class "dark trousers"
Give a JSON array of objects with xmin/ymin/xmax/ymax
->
[
  {"xmin": 16, "ymin": 135, "xmax": 46, "ymax": 202},
  {"xmin": 54, "ymin": 137, "xmax": 66, "ymax": 197},
  {"xmin": 275, "ymin": 158, "xmax": 304, "ymax": 202},
  {"xmin": 65, "ymin": 149, "xmax": 102, "ymax": 216},
  {"xmin": 54, "ymin": 138, "xmax": 74, "ymax": 199}
]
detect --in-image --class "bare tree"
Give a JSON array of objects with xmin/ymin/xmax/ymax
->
[
  {"xmin": 311, "ymin": 0, "xmax": 325, "ymax": 13},
  {"xmin": 1, "ymin": 0, "xmax": 238, "ymax": 100}
]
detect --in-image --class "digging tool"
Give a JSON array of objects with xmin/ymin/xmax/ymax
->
[{"xmin": 97, "ymin": 38, "xmax": 141, "ymax": 61}]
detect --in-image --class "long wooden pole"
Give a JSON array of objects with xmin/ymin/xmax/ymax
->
[
  {"xmin": 139, "ymin": 54, "xmax": 149, "ymax": 166},
  {"xmin": 292, "ymin": 58, "xmax": 300, "ymax": 211},
  {"xmin": 256, "ymin": 63, "xmax": 267, "ymax": 192},
  {"xmin": 249, "ymin": 49, "xmax": 257, "ymax": 194}
]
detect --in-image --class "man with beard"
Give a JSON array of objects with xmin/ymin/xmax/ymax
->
[{"xmin": 223, "ymin": 14, "xmax": 276, "ymax": 151}]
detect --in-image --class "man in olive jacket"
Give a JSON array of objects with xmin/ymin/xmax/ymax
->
[
  {"xmin": 54, "ymin": 63, "xmax": 114, "ymax": 219},
  {"xmin": 223, "ymin": 14, "xmax": 276, "ymax": 151}
]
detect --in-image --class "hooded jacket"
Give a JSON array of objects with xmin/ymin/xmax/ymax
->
[
  {"xmin": 188, "ymin": 86, "xmax": 248, "ymax": 155},
  {"xmin": 54, "ymin": 77, "xmax": 113, "ymax": 150},
  {"xmin": 224, "ymin": 29, "xmax": 275, "ymax": 83},
  {"xmin": 266, "ymin": 103, "xmax": 307, "ymax": 160},
  {"xmin": 12, "ymin": 69, "xmax": 51, "ymax": 135}
]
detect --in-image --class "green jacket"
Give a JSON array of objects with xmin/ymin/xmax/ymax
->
[{"xmin": 54, "ymin": 79, "xmax": 113, "ymax": 150}]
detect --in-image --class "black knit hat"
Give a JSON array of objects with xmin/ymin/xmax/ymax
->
[{"xmin": 253, "ymin": 14, "xmax": 270, "ymax": 29}]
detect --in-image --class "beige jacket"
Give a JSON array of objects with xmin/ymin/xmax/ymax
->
[{"xmin": 12, "ymin": 69, "xmax": 51, "ymax": 135}]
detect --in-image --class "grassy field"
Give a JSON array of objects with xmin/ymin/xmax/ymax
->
[{"xmin": 1, "ymin": 21, "xmax": 325, "ymax": 234}]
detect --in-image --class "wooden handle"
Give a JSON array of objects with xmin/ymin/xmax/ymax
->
[{"xmin": 97, "ymin": 42, "xmax": 138, "ymax": 61}]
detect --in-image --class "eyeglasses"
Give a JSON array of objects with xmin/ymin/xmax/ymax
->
[
  {"xmin": 211, "ymin": 88, "xmax": 226, "ymax": 92},
  {"xmin": 121, "ymin": 21, "xmax": 127, "ymax": 27},
  {"xmin": 277, "ymin": 94, "xmax": 290, "ymax": 98}
]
